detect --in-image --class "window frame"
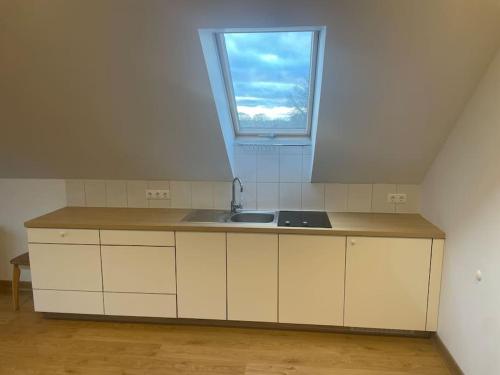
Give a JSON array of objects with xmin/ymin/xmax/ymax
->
[{"xmin": 215, "ymin": 28, "xmax": 320, "ymax": 139}]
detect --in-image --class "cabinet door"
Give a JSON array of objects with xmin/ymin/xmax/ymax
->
[
  {"xmin": 279, "ymin": 235, "xmax": 346, "ymax": 326},
  {"xmin": 101, "ymin": 246, "xmax": 176, "ymax": 293},
  {"xmin": 227, "ymin": 233, "xmax": 278, "ymax": 322},
  {"xmin": 176, "ymin": 232, "xmax": 226, "ymax": 320},
  {"xmin": 345, "ymin": 237, "xmax": 431, "ymax": 331},
  {"xmin": 29, "ymin": 244, "xmax": 102, "ymax": 291}
]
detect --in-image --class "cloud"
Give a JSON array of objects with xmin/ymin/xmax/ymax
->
[{"xmin": 224, "ymin": 31, "xmax": 312, "ymax": 125}]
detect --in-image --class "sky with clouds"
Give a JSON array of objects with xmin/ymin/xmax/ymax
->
[{"xmin": 224, "ymin": 31, "xmax": 313, "ymax": 129}]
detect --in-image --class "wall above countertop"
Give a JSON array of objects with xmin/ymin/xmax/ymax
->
[{"xmin": 65, "ymin": 179, "xmax": 421, "ymax": 214}]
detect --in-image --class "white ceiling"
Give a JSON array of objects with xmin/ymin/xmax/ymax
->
[{"xmin": 1, "ymin": 0, "xmax": 500, "ymax": 182}]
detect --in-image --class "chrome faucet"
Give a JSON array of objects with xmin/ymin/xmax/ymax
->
[{"xmin": 231, "ymin": 177, "xmax": 243, "ymax": 214}]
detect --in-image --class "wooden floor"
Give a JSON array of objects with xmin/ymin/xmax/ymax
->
[{"xmin": 0, "ymin": 291, "xmax": 452, "ymax": 375}]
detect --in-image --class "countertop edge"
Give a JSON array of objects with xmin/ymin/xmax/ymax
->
[{"xmin": 24, "ymin": 221, "xmax": 446, "ymax": 239}]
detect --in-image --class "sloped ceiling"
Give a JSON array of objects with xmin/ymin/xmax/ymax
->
[{"xmin": 1, "ymin": 0, "xmax": 500, "ymax": 181}]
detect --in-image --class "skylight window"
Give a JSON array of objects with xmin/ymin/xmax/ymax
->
[{"xmin": 217, "ymin": 30, "xmax": 319, "ymax": 138}]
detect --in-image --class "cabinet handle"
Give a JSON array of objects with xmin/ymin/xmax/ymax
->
[
  {"xmin": 59, "ymin": 231, "xmax": 67, "ymax": 238},
  {"xmin": 350, "ymin": 239, "xmax": 356, "ymax": 246}
]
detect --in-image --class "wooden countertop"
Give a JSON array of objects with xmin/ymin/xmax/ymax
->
[{"xmin": 24, "ymin": 207, "xmax": 445, "ymax": 239}]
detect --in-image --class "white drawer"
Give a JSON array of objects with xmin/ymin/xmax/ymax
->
[
  {"xmin": 33, "ymin": 290, "xmax": 103, "ymax": 314},
  {"xmin": 29, "ymin": 244, "xmax": 102, "ymax": 291},
  {"xmin": 101, "ymin": 246, "xmax": 176, "ymax": 293},
  {"xmin": 104, "ymin": 293, "xmax": 177, "ymax": 318},
  {"xmin": 100, "ymin": 230, "xmax": 175, "ymax": 246},
  {"xmin": 28, "ymin": 228, "xmax": 99, "ymax": 244}
]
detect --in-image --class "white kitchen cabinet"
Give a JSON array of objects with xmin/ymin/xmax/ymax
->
[
  {"xmin": 344, "ymin": 237, "xmax": 432, "ymax": 331},
  {"xmin": 100, "ymin": 230, "xmax": 175, "ymax": 247},
  {"xmin": 29, "ymin": 243, "xmax": 102, "ymax": 291},
  {"xmin": 279, "ymin": 235, "xmax": 346, "ymax": 326},
  {"xmin": 28, "ymin": 228, "xmax": 99, "ymax": 244},
  {"xmin": 227, "ymin": 233, "xmax": 278, "ymax": 322},
  {"xmin": 426, "ymin": 239, "xmax": 445, "ymax": 331},
  {"xmin": 33, "ymin": 290, "xmax": 103, "ymax": 314},
  {"xmin": 104, "ymin": 293, "xmax": 177, "ymax": 318},
  {"xmin": 101, "ymin": 245, "xmax": 176, "ymax": 293},
  {"xmin": 176, "ymin": 232, "xmax": 227, "ymax": 320}
]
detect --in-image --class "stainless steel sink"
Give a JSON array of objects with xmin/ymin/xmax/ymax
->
[
  {"xmin": 182, "ymin": 210, "xmax": 276, "ymax": 224},
  {"xmin": 230, "ymin": 211, "xmax": 275, "ymax": 223}
]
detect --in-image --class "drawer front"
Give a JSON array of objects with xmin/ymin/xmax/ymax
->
[
  {"xmin": 100, "ymin": 230, "xmax": 175, "ymax": 246},
  {"xmin": 33, "ymin": 290, "xmax": 103, "ymax": 314},
  {"xmin": 104, "ymin": 293, "xmax": 177, "ymax": 318},
  {"xmin": 28, "ymin": 228, "xmax": 99, "ymax": 244},
  {"xmin": 29, "ymin": 244, "xmax": 102, "ymax": 291},
  {"xmin": 101, "ymin": 246, "xmax": 176, "ymax": 293}
]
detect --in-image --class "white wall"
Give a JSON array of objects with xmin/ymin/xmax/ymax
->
[
  {"xmin": 0, "ymin": 179, "xmax": 66, "ymax": 281},
  {"xmin": 421, "ymin": 48, "xmax": 500, "ymax": 375}
]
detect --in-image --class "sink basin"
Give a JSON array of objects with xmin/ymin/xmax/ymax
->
[
  {"xmin": 230, "ymin": 211, "xmax": 275, "ymax": 223},
  {"xmin": 182, "ymin": 210, "xmax": 276, "ymax": 224}
]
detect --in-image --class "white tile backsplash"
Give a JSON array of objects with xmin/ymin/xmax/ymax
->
[
  {"xmin": 105, "ymin": 180, "xmax": 127, "ymax": 207},
  {"xmin": 235, "ymin": 153, "xmax": 257, "ymax": 182},
  {"xmin": 301, "ymin": 183, "xmax": 325, "ymax": 211},
  {"xmin": 301, "ymin": 153, "xmax": 312, "ymax": 182},
  {"xmin": 257, "ymin": 153, "xmax": 279, "ymax": 182},
  {"xmin": 279, "ymin": 183, "xmax": 302, "ymax": 210},
  {"xmin": 347, "ymin": 184, "xmax": 373, "ymax": 212},
  {"xmin": 65, "ymin": 180, "xmax": 85, "ymax": 207},
  {"xmin": 372, "ymin": 184, "xmax": 396, "ymax": 213},
  {"xmin": 126, "ymin": 180, "xmax": 148, "ymax": 208},
  {"xmin": 170, "ymin": 181, "xmax": 192, "ymax": 208},
  {"xmin": 257, "ymin": 183, "xmax": 279, "ymax": 210},
  {"xmin": 396, "ymin": 184, "xmax": 421, "ymax": 213},
  {"xmin": 213, "ymin": 182, "xmax": 231, "ymax": 210},
  {"xmin": 240, "ymin": 182, "xmax": 257, "ymax": 210},
  {"xmin": 279, "ymin": 154, "xmax": 303, "ymax": 182},
  {"xmin": 147, "ymin": 180, "xmax": 170, "ymax": 208},
  {"xmin": 66, "ymin": 179, "xmax": 420, "ymax": 214},
  {"xmin": 325, "ymin": 183, "xmax": 348, "ymax": 212},
  {"xmin": 84, "ymin": 180, "xmax": 106, "ymax": 207},
  {"xmin": 191, "ymin": 181, "xmax": 214, "ymax": 209}
]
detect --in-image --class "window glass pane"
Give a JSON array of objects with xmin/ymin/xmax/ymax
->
[{"xmin": 223, "ymin": 31, "xmax": 313, "ymax": 134}]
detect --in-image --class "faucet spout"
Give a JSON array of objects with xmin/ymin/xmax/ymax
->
[{"xmin": 231, "ymin": 177, "xmax": 243, "ymax": 214}]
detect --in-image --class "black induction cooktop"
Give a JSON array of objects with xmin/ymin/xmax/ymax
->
[{"xmin": 278, "ymin": 211, "xmax": 332, "ymax": 228}]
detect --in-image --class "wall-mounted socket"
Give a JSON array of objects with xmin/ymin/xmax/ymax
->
[
  {"xmin": 146, "ymin": 189, "xmax": 170, "ymax": 200},
  {"xmin": 387, "ymin": 193, "xmax": 407, "ymax": 204}
]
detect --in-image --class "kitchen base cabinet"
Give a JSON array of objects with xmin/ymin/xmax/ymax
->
[
  {"xmin": 344, "ymin": 237, "xmax": 432, "ymax": 331},
  {"xmin": 176, "ymin": 232, "xmax": 227, "ymax": 320},
  {"xmin": 104, "ymin": 293, "xmax": 177, "ymax": 318},
  {"xmin": 101, "ymin": 246, "xmax": 176, "ymax": 294},
  {"xmin": 227, "ymin": 233, "xmax": 278, "ymax": 322},
  {"xmin": 33, "ymin": 290, "xmax": 103, "ymax": 314},
  {"xmin": 279, "ymin": 235, "xmax": 346, "ymax": 326},
  {"xmin": 29, "ymin": 243, "xmax": 102, "ymax": 291}
]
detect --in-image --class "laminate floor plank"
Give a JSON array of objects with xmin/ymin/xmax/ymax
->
[{"xmin": 0, "ymin": 291, "xmax": 451, "ymax": 375}]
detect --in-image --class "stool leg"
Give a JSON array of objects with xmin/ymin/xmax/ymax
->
[{"xmin": 12, "ymin": 264, "xmax": 20, "ymax": 311}]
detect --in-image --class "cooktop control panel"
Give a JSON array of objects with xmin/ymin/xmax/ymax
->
[{"xmin": 277, "ymin": 211, "xmax": 332, "ymax": 228}]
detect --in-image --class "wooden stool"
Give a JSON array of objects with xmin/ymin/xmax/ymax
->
[{"xmin": 10, "ymin": 252, "xmax": 30, "ymax": 311}]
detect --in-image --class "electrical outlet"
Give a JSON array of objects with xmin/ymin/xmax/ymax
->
[
  {"xmin": 146, "ymin": 189, "xmax": 170, "ymax": 200},
  {"xmin": 387, "ymin": 193, "xmax": 407, "ymax": 204}
]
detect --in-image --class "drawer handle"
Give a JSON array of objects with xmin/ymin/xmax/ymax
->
[{"xmin": 59, "ymin": 231, "xmax": 67, "ymax": 238}]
